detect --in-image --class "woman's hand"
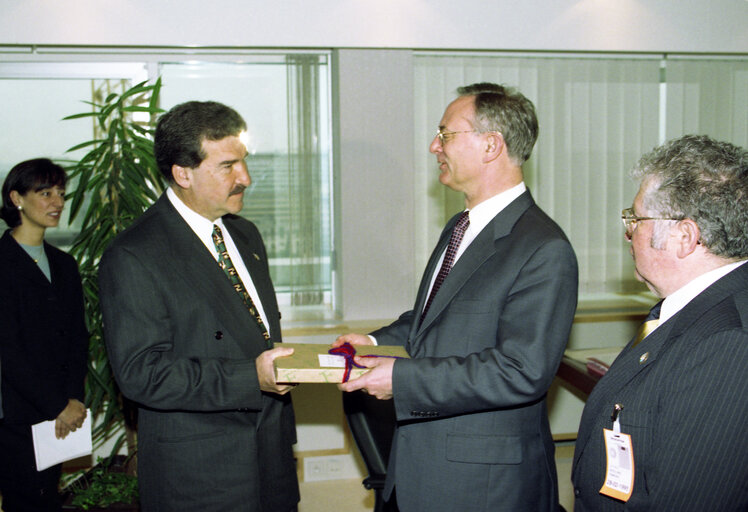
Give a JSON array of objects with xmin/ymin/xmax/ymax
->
[{"xmin": 55, "ymin": 399, "xmax": 86, "ymax": 439}]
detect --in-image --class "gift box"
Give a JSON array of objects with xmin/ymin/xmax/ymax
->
[{"xmin": 273, "ymin": 342, "xmax": 409, "ymax": 383}]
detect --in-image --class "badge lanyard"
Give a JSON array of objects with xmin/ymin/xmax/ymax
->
[{"xmin": 599, "ymin": 403, "xmax": 635, "ymax": 502}]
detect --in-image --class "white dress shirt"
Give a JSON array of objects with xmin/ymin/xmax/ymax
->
[
  {"xmin": 655, "ymin": 259, "xmax": 748, "ymax": 331},
  {"xmin": 166, "ymin": 187, "xmax": 271, "ymax": 335},
  {"xmin": 424, "ymin": 182, "xmax": 527, "ymax": 306},
  {"xmin": 368, "ymin": 183, "xmax": 527, "ymax": 345}
]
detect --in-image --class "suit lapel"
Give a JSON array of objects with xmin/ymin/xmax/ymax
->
[
  {"xmin": 154, "ymin": 198, "xmax": 262, "ymax": 355},
  {"xmin": 665, "ymin": 263, "xmax": 748, "ymax": 340},
  {"xmin": 407, "ymin": 218, "xmax": 456, "ymax": 346},
  {"xmin": 416, "ymin": 231, "xmax": 494, "ymax": 334},
  {"xmin": 574, "ymin": 262, "xmax": 748, "ymax": 465},
  {"xmin": 572, "ymin": 322, "xmax": 671, "ymax": 468},
  {"xmin": 224, "ymin": 216, "xmax": 281, "ymax": 340},
  {"xmin": 0, "ymin": 230, "xmax": 49, "ymax": 287},
  {"xmin": 413, "ymin": 192, "xmax": 534, "ymax": 344}
]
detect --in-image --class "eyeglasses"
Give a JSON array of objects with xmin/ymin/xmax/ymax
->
[
  {"xmin": 435, "ymin": 128, "xmax": 478, "ymax": 144},
  {"xmin": 621, "ymin": 207, "xmax": 681, "ymax": 237},
  {"xmin": 435, "ymin": 128, "xmax": 502, "ymax": 145}
]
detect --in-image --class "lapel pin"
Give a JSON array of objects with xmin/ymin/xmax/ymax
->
[
  {"xmin": 253, "ymin": 253, "xmax": 260, "ymax": 260},
  {"xmin": 639, "ymin": 352, "xmax": 649, "ymax": 364}
]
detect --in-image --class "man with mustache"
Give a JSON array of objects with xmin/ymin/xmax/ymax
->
[{"xmin": 99, "ymin": 101, "xmax": 299, "ymax": 512}]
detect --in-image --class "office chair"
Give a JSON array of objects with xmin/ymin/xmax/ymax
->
[
  {"xmin": 342, "ymin": 390, "xmax": 399, "ymax": 512},
  {"xmin": 343, "ymin": 389, "xmax": 566, "ymax": 512}
]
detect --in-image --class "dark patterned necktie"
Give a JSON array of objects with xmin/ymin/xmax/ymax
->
[
  {"xmin": 633, "ymin": 300, "xmax": 662, "ymax": 346},
  {"xmin": 421, "ymin": 211, "xmax": 470, "ymax": 322},
  {"xmin": 212, "ymin": 224, "xmax": 271, "ymax": 347}
]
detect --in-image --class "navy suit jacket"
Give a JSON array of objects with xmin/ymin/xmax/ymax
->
[
  {"xmin": 99, "ymin": 195, "xmax": 298, "ymax": 512},
  {"xmin": 373, "ymin": 191, "xmax": 579, "ymax": 512},
  {"xmin": 572, "ymin": 262, "xmax": 748, "ymax": 511},
  {"xmin": 0, "ymin": 229, "xmax": 88, "ymax": 425}
]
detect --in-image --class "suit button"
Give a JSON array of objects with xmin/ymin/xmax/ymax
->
[
  {"xmin": 214, "ymin": 331, "xmax": 223, "ymax": 340},
  {"xmin": 574, "ymin": 488, "xmax": 580, "ymax": 496}
]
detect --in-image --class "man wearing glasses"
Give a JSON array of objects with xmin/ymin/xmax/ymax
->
[
  {"xmin": 336, "ymin": 83, "xmax": 579, "ymax": 511},
  {"xmin": 573, "ymin": 135, "xmax": 748, "ymax": 511}
]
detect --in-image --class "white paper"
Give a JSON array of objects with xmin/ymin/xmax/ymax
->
[
  {"xmin": 318, "ymin": 354, "xmax": 346, "ymax": 368},
  {"xmin": 31, "ymin": 409, "xmax": 92, "ymax": 471}
]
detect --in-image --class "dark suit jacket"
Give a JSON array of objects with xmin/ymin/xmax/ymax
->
[
  {"xmin": 572, "ymin": 263, "xmax": 748, "ymax": 511},
  {"xmin": 0, "ymin": 229, "xmax": 88, "ymax": 425},
  {"xmin": 99, "ymin": 195, "xmax": 298, "ymax": 512},
  {"xmin": 372, "ymin": 191, "xmax": 578, "ymax": 512}
]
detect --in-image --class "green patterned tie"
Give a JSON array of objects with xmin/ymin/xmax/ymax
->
[{"xmin": 212, "ymin": 224, "xmax": 271, "ymax": 347}]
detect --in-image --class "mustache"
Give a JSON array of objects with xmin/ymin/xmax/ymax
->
[{"xmin": 229, "ymin": 185, "xmax": 247, "ymax": 196}]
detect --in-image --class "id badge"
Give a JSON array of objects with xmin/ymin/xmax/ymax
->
[{"xmin": 599, "ymin": 416, "xmax": 635, "ymax": 501}]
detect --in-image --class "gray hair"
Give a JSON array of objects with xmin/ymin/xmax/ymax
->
[
  {"xmin": 457, "ymin": 83, "xmax": 538, "ymax": 165},
  {"xmin": 632, "ymin": 134, "xmax": 748, "ymax": 258}
]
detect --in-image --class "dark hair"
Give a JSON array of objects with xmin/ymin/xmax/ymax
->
[
  {"xmin": 1, "ymin": 158, "xmax": 67, "ymax": 228},
  {"xmin": 632, "ymin": 134, "xmax": 748, "ymax": 259},
  {"xmin": 154, "ymin": 101, "xmax": 247, "ymax": 182},
  {"xmin": 457, "ymin": 82, "xmax": 539, "ymax": 165}
]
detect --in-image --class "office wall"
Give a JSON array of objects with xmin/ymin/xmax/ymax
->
[
  {"xmin": 3, "ymin": 0, "xmax": 745, "ymax": 481},
  {"xmin": 1, "ymin": 0, "xmax": 747, "ymax": 53}
]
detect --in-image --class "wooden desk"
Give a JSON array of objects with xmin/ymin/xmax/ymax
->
[{"xmin": 556, "ymin": 347, "xmax": 625, "ymax": 398}]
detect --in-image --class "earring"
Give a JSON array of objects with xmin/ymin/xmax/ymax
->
[{"xmin": 17, "ymin": 205, "xmax": 22, "ymax": 211}]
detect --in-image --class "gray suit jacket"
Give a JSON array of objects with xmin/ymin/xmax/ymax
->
[
  {"xmin": 373, "ymin": 191, "xmax": 578, "ymax": 512},
  {"xmin": 572, "ymin": 263, "xmax": 748, "ymax": 511},
  {"xmin": 99, "ymin": 195, "xmax": 298, "ymax": 512}
]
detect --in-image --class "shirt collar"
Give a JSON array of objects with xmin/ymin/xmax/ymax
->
[
  {"xmin": 660, "ymin": 259, "xmax": 748, "ymax": 324},
  {"xmin": 166, "ymin": 186, "xmax": 227, "ymax": 241},
  {"xmin": 466, "ymin": 182, "xmax": 526, "ymax": 234}
]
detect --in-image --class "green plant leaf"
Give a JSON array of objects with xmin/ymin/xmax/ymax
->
[
  {"xmin": 65, "ymin": 139, "xmax": 106, "ymax": 153},
  {"xmin": 122, "ymin": 105, "xmax": 164, "ymax": 113},
  {"xmin": 62, "ymin": 112, "xmax": 99, "ymax": 120},
  {"xmin": 61, "ymin": 78, "xmax": 165, "ymax": 460}
]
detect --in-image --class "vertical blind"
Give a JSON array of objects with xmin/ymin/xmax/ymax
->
[
  {"xmin": 414, "ymin": 53, "xmax": 747, "ymax": 297},
  {"xmin": 665, "ymin": 57, "xmax": 748, "ymax": 145}
]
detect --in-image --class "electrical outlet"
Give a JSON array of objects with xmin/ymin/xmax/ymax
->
[
  {"xmin": 326, "ymin": 457, "xmax": 343, "ymax": 476},
  {"xmin": 303, "ymin": 456, "xmax": 345, "ymax": 481}
]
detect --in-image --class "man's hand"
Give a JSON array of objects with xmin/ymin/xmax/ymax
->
[
  {"xmin": 55, "ymin": 399, "xmax": 86, "ymax": 439},
  {"xmin": 332, "ymin": 333, "xmax": 374, "ymax": 348},
  {"xmin": 256, "ymin": 346, "xmax": 297, "ymax": 395},
  {"xmin": 338, "ymin": 356, "xmax": 395, "ymax": 400}
]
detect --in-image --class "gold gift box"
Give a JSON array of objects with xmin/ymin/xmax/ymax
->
[{"xmin": 274, "ymin": 342, "xmax": 409, "ymax": 383}]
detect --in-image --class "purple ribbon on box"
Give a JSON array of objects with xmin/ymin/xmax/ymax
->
[{"xmin": 328, "ymin": 342, "xmax": 406, "ymax": 383}]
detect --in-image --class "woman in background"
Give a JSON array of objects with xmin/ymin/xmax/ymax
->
[{"xmin": 0, "ymin": 158, "xmax": 88, "ymax": 512}]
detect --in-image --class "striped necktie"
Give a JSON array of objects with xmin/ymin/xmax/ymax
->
[
  {"xmin": 212, "ymin": 224, "xmax": 271, "ymax": 348},
  {"xmin": 421, "ymin": 211, "xmax": 470, "ymax": 322}
]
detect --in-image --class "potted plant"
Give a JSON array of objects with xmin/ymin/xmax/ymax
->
[
  {"xmin": 58, "ymin": 78, "xmax": 164, "ymax": 503},
  {"xmin": 62, "ymin": 456, "xmax": 139, "ymax": 511}
]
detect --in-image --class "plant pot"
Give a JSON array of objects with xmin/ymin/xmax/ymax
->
[{"xmin": 60, "ymin": 455, "xmax": 139, "ymax": 511}]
